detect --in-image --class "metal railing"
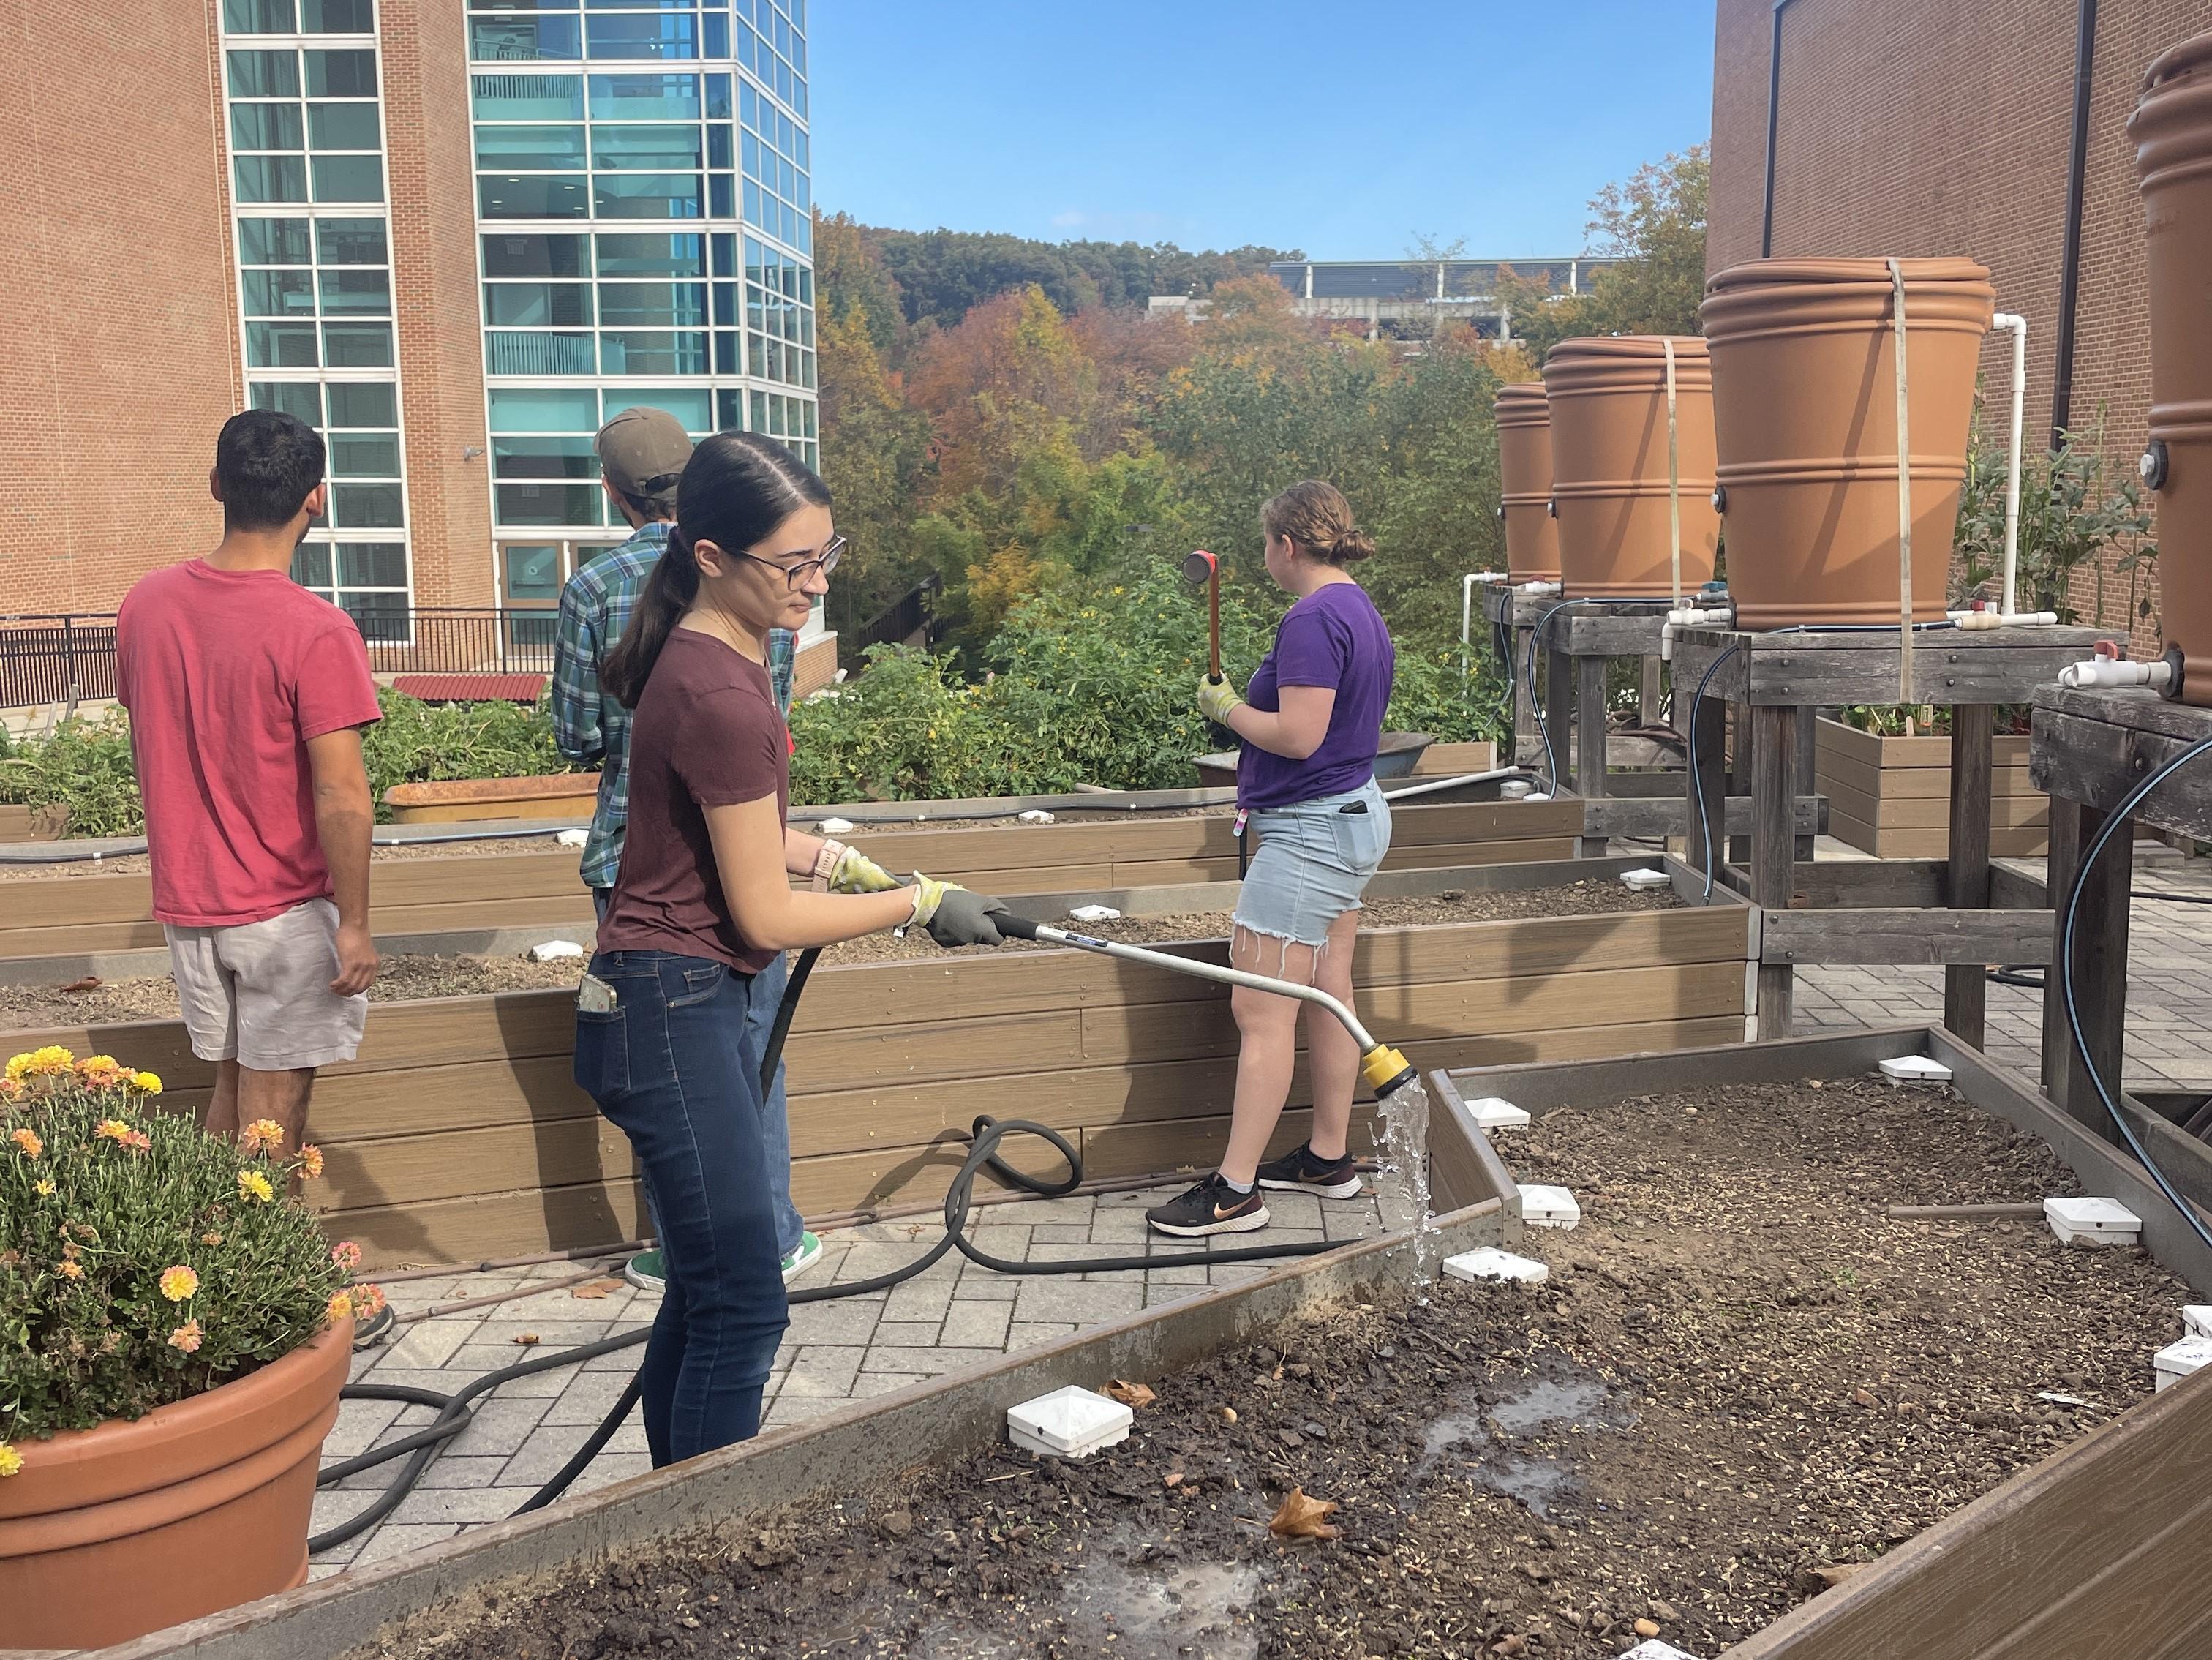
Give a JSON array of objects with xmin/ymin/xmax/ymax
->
[
  {"xmin": 853, "ymin": 574, "xmax": 940, "ymax": 658},
  {"xmin": 0, "ymin": 608, "xmax": 573, "ymax": 710}
]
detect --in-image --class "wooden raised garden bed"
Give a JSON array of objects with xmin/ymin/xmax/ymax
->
[
  {"xmin": 7, "ymin": 859, "xmax": 1750, "ymax": 1268},
  {"xmin": 0, "ymin": 792, "xmax": 1579, "ymax": 964},
  {"xmin": 99, "ymin": 1026, "xmax": 2212, "ymax": 1660},
  {"xmin": 1813, "ymin": 716, "xmax": 2047, "ymax": 858},
  {"xmin": 381, "ymin": 773, "xmax": 598, "ymax": 824}
]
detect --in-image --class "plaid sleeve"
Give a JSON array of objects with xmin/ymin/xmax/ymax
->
[
  {"xmin": 768, "ymin": 628, "xmax": 796, "ymax": 718},
  {"xmin": 552, "ymin": 577, "xmax": 606, "ymax": 769}
]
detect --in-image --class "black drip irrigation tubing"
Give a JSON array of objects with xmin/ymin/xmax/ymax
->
[{"xmin": 314, "ymin": 941, "xmax": 1361, "ymax": 1550}]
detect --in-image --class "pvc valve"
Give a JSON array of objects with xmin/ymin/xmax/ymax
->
[
  {"xmin": 1956, "ymin": 609, "xmax": 2059, "ymax": 630},
  {"xmin": 2059, "ymin": 656, "xmax": 2173, "ymax": 690},
  {"xmin": 1360, "ymin": 1044, "xmax": 1418, "ymax": 1097}
]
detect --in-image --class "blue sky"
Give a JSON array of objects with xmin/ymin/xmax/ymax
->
[{"xmin": 809, "ymin": 1, "xmax": 1716, "ymax": 259}]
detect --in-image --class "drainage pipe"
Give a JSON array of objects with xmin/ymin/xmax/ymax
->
[
  {"xmin": 1993, "ymin": 311, "xmax": 2030, "ymax": 615},
  {"xmin": 2052, "ymin": 0, "xmax": 2099, "ymax": 446}
]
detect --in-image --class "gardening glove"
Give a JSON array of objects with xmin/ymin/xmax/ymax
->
[
  {"xmin": 813, "ymin": 839, "xmax": 900, "ymax": 895},
  {"xmin": 906, "ymin": 873, "xmax": 1009, "ymax": 949},
  {"xmin": 1197, "ymin": 675, "xmax": 1244, "ymax": 726}
]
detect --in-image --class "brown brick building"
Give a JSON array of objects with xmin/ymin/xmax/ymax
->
[
  {"xmin": 0, "ymin": 0, "xmax": 835, "ymax": 689},
  {"xmin": 1707, "ymin": 0, "xmax": 2202, "ymax": 642}
]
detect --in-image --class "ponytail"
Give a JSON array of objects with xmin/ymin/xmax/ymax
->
[{"xmin": 599, "ymin": 432, "xmax": 832, "ymax": 708}]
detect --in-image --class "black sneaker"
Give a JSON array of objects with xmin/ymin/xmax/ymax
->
[
  {"xmin": 351, "ymin": 1302, "xmax": 396, "ymax": 1351},
  {"xmin": 1146, "ymin": 1173, "xmax": 1271, "ymax": 1238},
  {"xmin": 1256, "ymin": 1141, "xmax": 1363, "ymax": 1200}
]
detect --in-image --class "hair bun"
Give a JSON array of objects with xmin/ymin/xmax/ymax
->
[{"xmin": 1330, "ymin": 530, "xmax": 1377, "ymax": 563}]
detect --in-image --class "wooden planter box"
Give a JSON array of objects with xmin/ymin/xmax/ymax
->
[
  {"xmin": 100, "ymin": 1027, "xmax": 2212, "ymax": 1660},
  {"xmin": 1813, "ymin": 716, "xmax": 2047, "ymax": 858},
  {"xmin": 0, "ymin": 792, "xmax": 1579, "ymax": 964},
  {"xmin": 5, "ymin": 860, "xmax": 1751, "ymax": 1268},
  {"xmin": 381, "ymin": 773, "xmax": 598, "ymax": 824},
  {"xmin": 0, "ymin": 803, "xmax": 69, "ymax": 841}
]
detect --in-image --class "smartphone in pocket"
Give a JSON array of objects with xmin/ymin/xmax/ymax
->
[{"xmin": 578, "ymin": 974, "xmax": 619, "ymax": 1014}]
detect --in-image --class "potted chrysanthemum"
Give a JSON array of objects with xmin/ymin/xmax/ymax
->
[{"xmin": 0, "ymin": 1047, "xmax": 381, "ymax": 1650}]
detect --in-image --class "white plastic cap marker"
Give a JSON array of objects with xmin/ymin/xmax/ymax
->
[
  {"xmin": 532, "ymin": 940, "xmax": 586, "ymax": 962},
  {"xmin": 555, "ymin": 827, "xmax": 590, "ymax": 848},
  {"xmin": 1467, "ymin": 1097, "xmax": 1532, "ymax": 1129},
  {"xmin": 1623, "ymin": 1644, "xmax": 1705, "ymax": 1660},
  {"xmin": 1018, "ymin": 809, "xmax": 1056, "ymax": 825},
  {"xmin": 1068, "ymin": 905, "xmax": 1121, "ymax": 924},
  {"xmin": 817, "ymin": 816, "xmax": 856, "ymax": 835},
  {"xmin": 1620, "ymin": 868, "xmax": 1672, "ymax": 890},
  {"xmin": 2183, "ymin": 1304, "xmax": 2212, "ymax": 1340},
  {"xmin": 1519, "ymin": 1184, "xmax": 1581, "ymax": 1230},
  {"xmin": 1007, "ymin": 1386, "xmax": 1133, "ymax": 1459},
  {"xmin": 2044, "ymin": 1195, "xmax": 2143, "ymax": 1247},
  {"xmin": 1878, "ymin": 1055, "xmax": 1953, "ymax": 1085},
  {"xmin": 1443, "ymin": 1247, "xmax": 1549, "ymax": 1286},
  {"xmin": 2156, "ymin": 1335, "xmax": 2212, "ymax": 1392}
]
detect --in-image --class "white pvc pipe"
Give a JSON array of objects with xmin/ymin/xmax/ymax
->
[
  {"xmin": 1955, "ymin": 609, "xmax": 2058, "ymax": 630},
  {"xmin": 1993, "ymin": 312, "xmax": 2028, "ymax": 617},
  {"xmin": 2059, "ymin": 656, "xmax": 2172, "ymax": 689}
]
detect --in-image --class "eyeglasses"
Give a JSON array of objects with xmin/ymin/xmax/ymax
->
[{"xmin": 735, "ymin": 533, "xmax": 844, "ymax": 590}]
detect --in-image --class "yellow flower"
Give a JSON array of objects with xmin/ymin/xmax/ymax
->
[
  {"xmin": 240, "ymin": 1119, "xmax": 285, "ymax": 1156},
  {"xmin": 94, "ymin": 1118, "xmax": 135, "ymax": 1146},
  {"xmin": 237, "ymin": 1169, "xmax": 274, "ymax": 1204},
  {"xmin": 33, "ymin": 1179, "xmax": 53, "ymax": 1197},
  {"xmin": 298, "ymin": 1143, "xmax": 325, "ymax": 1179},
  {"xmin": 159, "ymin": 1265, "xmax": 200, "ymax": 1302},
  {"xmin": 0, "ymin": 1443, "xmax": 20, "ymax": 1478},
  {"xmin": 326, "ymin": 1289, "xmax": 354, "ymax": 1323},
  {"xmin": 4, "ymin": 1054, "xmax": 30, "ymax": 1083},
  {"xmin": 168, "ymin": 1320, "xmax": 205, "ymax": 1353},
  {"xmin": 75, "ymin": 1055, "xmax": 122, "ymax": 1087},
  {"xmin": 25, "ymin": 1046, "xmax": 74, "ymax": 1075},
  {"xmin": 10, "ymin": 1127, "xmax": 40, "ymax": 1158},
  {"xmin": 127, "ymin": 1071, "xmax": 162, "ymax": 1097}
]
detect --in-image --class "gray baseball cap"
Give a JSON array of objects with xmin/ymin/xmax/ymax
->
[{"xmin": 595, "ymin": 406, "xmax": 693, "ymax": 508}]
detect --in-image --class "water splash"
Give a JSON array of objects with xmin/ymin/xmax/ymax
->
[{"xmin": 1374, "ymin": 1075, "xmax": 1437, "ymax": 1288}]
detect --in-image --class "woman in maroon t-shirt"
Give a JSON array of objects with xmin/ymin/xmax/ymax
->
[{"xmin": 582, "ymin": 433, "xmax": 1009, "ymax": 1467}]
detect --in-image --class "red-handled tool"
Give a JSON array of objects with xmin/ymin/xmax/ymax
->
[{"xmin": 1181, "ymin": 547, "xmax": 1222, "ymax": 685}]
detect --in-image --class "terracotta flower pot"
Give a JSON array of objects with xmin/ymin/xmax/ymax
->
[
  {"xmin": 1701, "ymin": 258, "xmax": 1995, "ymax": 628},
  {"xmin": 1542, "ymin": 337, "xmax": 1719, "ymax": 598},
  {"xmin": 2134, "ymin": 34, "xmax": 2212, "ymax": 704},
  {"xmin": 1494, "ymin": 382, "xmax": 1562, "ymax": 582},
  {"xmin": 0, "ymin": 1318, "xmax": 351, "ymax": 1650}
]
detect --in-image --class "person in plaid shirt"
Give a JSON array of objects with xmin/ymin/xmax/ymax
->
[{"xmin": 552, "ymin": 408, "xmax": 898, "ymax": 1289}]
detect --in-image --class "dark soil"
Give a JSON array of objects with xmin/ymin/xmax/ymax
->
[
  {"xmin": 822, "ymin": 879, "xmax": 1679, "ymax": 966},
  {"xmin": 402, "ymin": 1073, "xmax": 2182, "ymax": 1660},
  {"xmin": 0, "ymin": 882, "xmax": 1672, "ymax": 1029}
]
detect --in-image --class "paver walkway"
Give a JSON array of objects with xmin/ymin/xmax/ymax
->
[{"xmin": 313, "ymin": 1181, "xmax": 1396, "ymax": 1574}]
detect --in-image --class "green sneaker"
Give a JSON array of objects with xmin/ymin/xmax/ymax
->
[
  {"xmin": 780, "ymin": 1231, "xmax": 824, "ymax": 1284},
  {"xmin": 623, "ymin": 1248, "xmax": 665, "ymax": 1292}
]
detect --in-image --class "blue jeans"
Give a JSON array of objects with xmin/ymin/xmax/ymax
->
[
  {"xmin": 594, "ymin": 893, "xmax": 803, "ymax": 1260},
  {"xmin": 574, "ymin": 951, "xmax": 790, "ymax": 1464}
]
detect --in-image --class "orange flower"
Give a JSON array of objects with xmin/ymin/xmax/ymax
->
[
  {"xmin": 168, "ymin": 1320, "xmax": 204, "ymax": 1353},
  {"xmin": 331, "ymin": 1240, "xmax": 364, "ymax": 1272},
  {"xmin": 298, "ymin": 1143, "xmax": 325, "ymax": 1179},
  {"xmin": 76, "ymin": 1055, "xmax": 123, "ymax": 1087},
  {"xmin": 240, "ymin": 1119, "xmax": 285, "ymax": 1156},
  {"xmin": 121, "ymin": 1129, "xmax": 150, "ymax": 1152},
  {"xmin": 351, "ymin": 1282, "xmax": 387, "ymax": 1319},
  {"xmin": 200, "ymin": 1231, "xmax": 224, "ymax": 1247},
  {"xmin": 0, "ymin": 1076, "xmax": 22, "ymax": 1100},
  {"xmin": 159, "ymin": 1265, "xmax": 200, "ymax": 1302},
  {"xmin": 94, "ymin": 1118, "xmax": 134, "ymax": 1146},
  {"xmin": 58, "ymin": 1258, "xmax": 81, "ymax": 1278},
  {"xmin": 10, "ymin": 1127, "xmax": 40, "ymax": 1158},
  {"xmin": 237, "ymin": 1169, "xmax": 274, "ymax": 1203},
  {"xmin": 326, "ymin": 1289, "xmax": 354, "ymax": 1323}
]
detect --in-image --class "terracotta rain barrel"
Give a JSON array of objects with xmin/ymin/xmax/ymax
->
[
  {"xmin": 2134, "ymin": 32, "xmax": 2212, "ymax": 704},
  {"xmin": 1701, "ymin": 258, "xmax": 1995, "ymax": 629},
  {"xmin": 1494, "ymin": 382, "xmax": 1562, "ymax": 582},
  {"xmin": 1543, "ymin": 336, "xmax": 1719, "ymax": 598}
]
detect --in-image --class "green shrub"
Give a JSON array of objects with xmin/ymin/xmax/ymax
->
[
  {"xmin": 0, "ymin": 1048, "xmax": 361, "ymax": 1454},
  {"xmin": 0, "ymin": 716, "xmax": 143, "ymax": 835}
]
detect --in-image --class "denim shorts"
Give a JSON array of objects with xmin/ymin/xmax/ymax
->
[{"xmin": 1233, "ymin": 776, "xmax": 1392, "ymax": 948}]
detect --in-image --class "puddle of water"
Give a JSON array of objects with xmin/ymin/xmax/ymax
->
[
  {"xmin": 1055, "ymin": 1526, "xmax": 1265, "ymax": 1660},
  {"xmin": 910, "ymin": 1618, "xmax": 1026, "ymax": 1659},
  {"xmin": 1375, "ymin": 1075, "xmax": 1438, "ymax": 1288},
  {"xmin": 1411, "ymin": 1357, "xmax": 1628, "ymax": 1520},
  {"xmin": 1489, "ymin": 1373, "xmax": 1612, "ymax": 1435}
]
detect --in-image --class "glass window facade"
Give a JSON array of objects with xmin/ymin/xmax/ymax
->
[
  {"xmin": 470, "ymin": 0, "xmax": 815, "ymax": 559},
  {"xmin": 223, "ymin": 0, "xmax": 412, "ymax": 630}
]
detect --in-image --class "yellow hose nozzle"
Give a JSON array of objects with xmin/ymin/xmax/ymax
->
[{"xmin": 1361, "ymin": 1044, "xmax": 1417, "ymax": 1097}]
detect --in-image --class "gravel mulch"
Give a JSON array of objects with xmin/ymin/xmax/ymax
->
[{"xmin": 406, "ymin": 1073, "xmax": 2183, "ymax": 1660}]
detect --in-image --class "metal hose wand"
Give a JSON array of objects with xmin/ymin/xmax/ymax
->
[{"xmin": 995, "ymin": 913, "xmax": 1420, "ymax": 1099}]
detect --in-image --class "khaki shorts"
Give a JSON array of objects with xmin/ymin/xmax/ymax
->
[{"xmin": 165, "ymin": 898, "xmax": 367, "ymax": 1072}]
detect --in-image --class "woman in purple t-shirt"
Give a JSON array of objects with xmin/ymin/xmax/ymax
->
[{"xmin": 1147, "ymin": 481, "xmax": 1398, "ymax": 1239}]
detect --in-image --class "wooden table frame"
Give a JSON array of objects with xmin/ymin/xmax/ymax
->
[{"xmin": 1674, "ymin": 622, "xmax": 2118, "ymax": 1045}]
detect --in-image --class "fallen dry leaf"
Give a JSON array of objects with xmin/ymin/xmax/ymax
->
[
  {"xmin": 1268, "ymin": 1486, "xmax": 1340, "ymax": 1541},
  {"xmin": 569, "ymin": 1277, "xmax": 622, "ymax": 1299},
  {"xmin": 1162, "ymin": 1472, "xmax": 1183, "ymax": 1487},
  {"xmin": 59, "ymin": 976, "xmax": 102, "ymax": 994},
  {"xmin": 1815, "ymin": 1563, "xmax": 1865, "ymax": 1589},
  {"xmin": 514, "ymin": 1332, "xmax": 541, "ymax": 1346},
  {"xmin": 1104, "ymin": 1379, "xmax": 1156, "ymax": 1409}
]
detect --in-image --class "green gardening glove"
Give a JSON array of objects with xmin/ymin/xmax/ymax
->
[
  {"xmin": 906, "ymin": 873, "xmax": 1010, "ymax": 949},
  {"xmin": 1197, "ymin": 675, "xmax": 1244, "ymax": 726}
]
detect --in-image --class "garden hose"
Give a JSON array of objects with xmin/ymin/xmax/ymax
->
[{"xmin": 316, "ymin": 907, "xmax": 1423, "ymax": 1547}]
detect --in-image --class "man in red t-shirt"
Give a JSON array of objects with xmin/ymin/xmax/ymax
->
[{"xmin": 117, "ymin": 410, "xmax": 383, "ymax": 1163}]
